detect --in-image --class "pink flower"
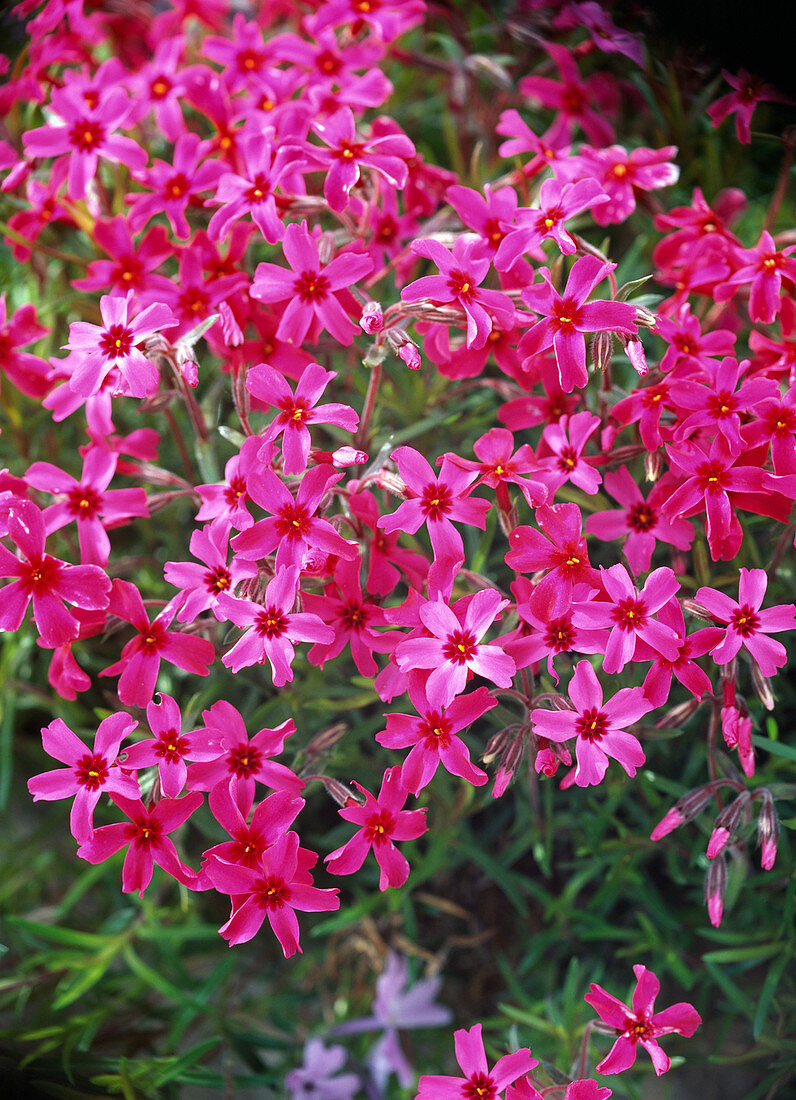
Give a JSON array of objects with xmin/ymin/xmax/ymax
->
[
  {"xmin": 696, "ymin": 568, "xmax": 796, "ymax": 677},
  {"xmin": 416, "ymin": 1022, "xmax": 536, "ymax": 1099},
  {"xmin": 98, "ymin": 579, "xmax": 215, "ymax": 707},
  {"xmin": 378, "ymin": 446, "xmax": 491, "ymax": 567},
  {"xmin": 495, "ymin": 177, "xmax": 609, "ymax": 268},
  {"xmin": 203, "ymin": 830, "xmax": 339, "ymax": 954},
  {"xmin": 519, "ymin": 41, "xmax": 618, "ymax": 145},
  {"xmin": 585, "ymin": 964, "xmax": 701, "ymax": 1076},
  {"xmin": 122, "ymin": 693, "xmax": 221, "ymax": 799},
  {"xmin": 585, "ymin": 468, "xmax": 693, "ymax": 575},
  {"xmin": 217, "ymin": 565, "xmax": 334, "ymax": 682},
  {"xmin": 558, "ymin": 144, "xmax": 678, "ymax": 226},
  {"xmin": 186, "ymin": 701, "xmax": 303, "ymax": 808},
  {"xmin": 518, "ymin": 256, "xmax": 637, "ymax": 392},
  {"xmin": 164, "ymin": 523, "xmax": 258, "ymax": 624},
  {"xmin": 0, "ymin": 293, "xmax": 51, "ymax": 399},
  {"xmin": 250, "ymin": 221, "xmax": 373, "ymax": 346},
  {"xmin": 443, "ymin": 427, "xmax": 548, "ymax": 512},
  {"xmin": 401, "ymin": 234, "xmax": 515, "ymax": 349},
  {"xmin": 707, "ymin": 70, "xmax": 793, "ymax": 144},
  {"xmin": 538, "ymin": 410, "xmax": 602, "ymax": 496},
  {"xmin": 27, "ymin": 712, "xmax": 139, "ymax": 842},
  {"xmin": 77, "ymin": 791, "xmax": 204, "ymax": 896},
  {"xmin": 62, "ymin": 290, "xmax": 177, "ymax": 399},
  {"xmin": 126, "ymin": 132, "xmax": 222, "ymax": 240},
  {"xmin": 325, "ymin": 766, "xmax": 427, "ymax": 891},
  {"xmin": 377, "ymin": 675, "xmax": 493, "ymax": 793},
  {"xmin": 0, "ymin": 499, "xmax": 111, "ymax": 647},
  {"xmin": 530, "ymin": 660, "xmax": 650, "ymax": 787},
  {"xmin": 713, "ymin": 231, "xmax": 796, "ymax": 324},
  {"xmin": 246, "ymin": 361, "xmax": 359, "ymax": 475},
  {"xmin": 395, "ymin": 588, "xmax": 515, "ymax": 709},
  {"xmin": 505, "ymin": 502, "xmax": 600, "ymax": 618},
  {"xmin": 312, "ymin": 106, "xmax": 414, "ymax": 212},
  {"xmin": 572, "ymin": 564, "xmax": 681, "ymax": 674},
  {"xmin": 26, "ymin": 443, "xmax": 149, "ymax": 566},
  {"xmin": 201, "ymin": 784, "xmax": 304, "ymax": 872},
  {"xmin": 206, "ymin": 130, "xmax": 290, "ymax": 245}
]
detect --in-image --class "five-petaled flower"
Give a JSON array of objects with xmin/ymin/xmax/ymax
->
[
  {"xmin": 416, "ymin": 1022, "xmax": 536, "ymax": 1099},
  {"xmin": 696, "ymin": 568, "xmax": 796, "ymax": 677},
  {"xmin": 585, "ymin": 964, "xmax": 701, "ymax": 1075}
]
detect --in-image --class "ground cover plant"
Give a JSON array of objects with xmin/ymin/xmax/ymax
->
[{"xmin": 1, "ymin": 1, "xmax": 795, "ymax": 1097}]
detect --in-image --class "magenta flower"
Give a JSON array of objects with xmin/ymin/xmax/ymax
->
[
  {"xmin": 77, "ymin": 791, "xmax": 203, "ymax": 896},
  {"xmin": 325, "ymin": 766, "xmax": 427, "ymax": 891},
  {"xmin": 585, "ymin": 965, "xmax": 701, "ymax": 1076},
  {"xmin": 377, "ymin": 675, "xmax": 493, "ymax": 794},
  {"xmin": 27, "ymin": 712, "xmax": 139, "ymax": 843},
  {"xmin": 231, "ymin": 464, "xmax": 358, "ymax": 570},
  {"xmin": 445, "ymin": 182, "xmax": 521, "ymax": 262},
  {"xmin": 558, "ymin": 144, "xmax": 678, "ymax": 226},
  {"xmin": 23, "ymin": 84, "xmax": 146, "ymax": 200},
  {"xmin": 195, "ymin": 434, "xmax": 261, "ymax": 531},
  {"xmin": 122, "ymin": 693, "xmax": 221, "ymax": 799},
  {"xmin": 206, "ymin": 130, "xmax": 290, "ymax": 245},
  {"xmin": 696, "ymin": 568, "xmax": 796, "ymax": 677},
  {"xmin": 98, "ymin": 579, "xmax": 215, "ymax": 707},
  {"xmin": 126, "ymin": 132, "xmax": 222, "ymax": 240},
  {"xmin": 164, "ymin": 523, "xmax": 258, "ymax": 624},
  {"xmin": 246, "ymin": 361, "xmax": 359, "ymax": 475},
  {"xmin": 530, "ymin": 661, "xmax": 651, "ymax": 787},
  {"xmin": 518, "ymin": 256, "xmax": 638, "ymax": 392},
  {"xmin": 416, "ymin": 1022, "xmax": 536, "ymax": 1099},
  {"xmin": 312, "ymin": 106, "xmax": 414, "ymax": 212},
  {"xmin": 401, "ymin": 234, "xmax": 515, "ymax": 349},
  {"xmin": 496, "ymin": 177, "xmax": 609, "ymax": 268},
  {"xmin": 0, "ymin": 500, "xmax": 111, "ymax": 647},
  {"xmin": 72, "ymin": 218, "xmax": 172, "ymax": 302},
  {"xmin": 538, "ymin": 411, "xmax": 602, "ymax": 496},
  {"xmin": 204, "ymin": 830, "xmax": 340, "ymax": 954},
  {"xmin": 714, "ymin": 231, "xmax": 796, "ymax": 324},
  {"xmin": 250, "ymin": 221, "xmax": 373, "ymax": 346},
  {"xmin": 201, "ymin": 784, "xmax": 304, "ymax": 872},
  {"xmin": 0, "ymin": 293, "xmax": 51, "ymax": 399},
  {"xmin": 62, "ymin": 290, "xmax": 177, "ymax": 400},
  {"xmin": 217, "ymin": 565, "xmax": 334, "ymax": 682},
  {"xmin": 348, "ymin": 489, "xmax": 429, "ymax": 597},
  {"xmin": 639, "ymin": 600, "xmax": 717, "ymax": 708},
  {"xmin": 26, "ymin": 443, "xmax": 149, "ymax": 566},
  {"xmin": 707, "ymin": 69, "xmax": 793, "ymax": 144},
  {"xmin": 395, "ymin": 588, "xmax": 515, "ymax": 709},
  {"xmin": 505, "ymin": 502, "xmax": 600, "ymax": 618},
  {"xmin": 444, "ymin": 427, "xmax": 548, "ymax": 513},
  {"xmin": 377, "ymin": 446, "xmax": 491, "ymax": 567},
  {"xmin": 519, "ymin": 41, "xmax": 618, "ymax": 145},
  {"xmin": 585, "ymin": 468, "xmax": 693, "ymax": 575},
  {"xmin": 572, "ymin": 564, "xmax": 681, "ymax": 674},
  {"xmin": 186, "ymin": 701, "xmax": 303, "ymax": 808}
]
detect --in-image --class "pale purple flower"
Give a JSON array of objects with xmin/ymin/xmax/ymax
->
[{"xmin": 285, "ymin": 1039, "xmax": 360, "ymax": 1100}]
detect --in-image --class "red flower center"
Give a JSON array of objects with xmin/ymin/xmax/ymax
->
[
  {"xmin": 165, "ymin": 173, "xmax": 191, "ymax": 201},
  {"xmin": 341, "ymin": 600, "xmax": 370, "ymax": 631},
  {"xmin": 576, "ymin": 707, "xmax": 608, "ymax": 742},
  {"xmin": 730, "ymin": 604, "xmax": 761, "ymax": 636},
  {"xmin": 69, "ymin": 117, "xmax": 106, "ymax": 152},
  {"xmin": 551, "ymin": 297, "xmax": 583, "ymax": 332},
  {"xmin": 74, "ymin": 752, "xmax": 109, "ymax": 790},
  {"xmin": 98, "ymin": 323, "xmax": 134, "ymax": 360},
  {"xmin": 707, "ymin": 390, "xmax": 737, "ymax": 418},
  {"xmin": 67, "ymin": 484, "xmax": 103, "ymax": 519},
  {"xmin": 696, "ymin": 461, "xmax": 729, "ymax": 493},
  {"xmin": 442, "ymin": 629, "xmax": 478, "ymax": 664},
  {"xmin": 335, "ymin": 139, "xmax": 365, "ymax": 162},
  {"xmin": 364, "ymin": 809, "xmax": 395, "ymax": 844},
  {"xmin": 418, "ymin": 711, "xmax": 451, "ymax": 749},
  {"xmin": 237, "ymin": 48, "xmax": 265, "ymax": 73},
  {"xmin": 463, "ymin": 1073, "xmax": 497, "ymax": 1099},
  {"xmin": 256, "ymin": 607, "xmax": 289, "ymax": 638},
  {"xmin": 21, "ymin": 554, "xmax": 61, "ymax": 596},
  {"xmin": 139, "ymin": 622, "xmax": 167, "ymax": 651},
  {"xmin": 447, "ymin": 268, "xmax": 476, "ymax": 300},
  {"xmin": 150, "ymin": 75, "xmax": 172, "ymax": 99},
  {"xmin": 245, "ymin": 174, "xmax": 271, "ymax": 204},
  {"xmin": 155, "ymin": 731, "xmax": 189, "ymax": 762},
  {"xmin": 544, "ymin": 618, "xmax": 575, "ymax": 651},
  {"xmin": 227, "ymin": 744, "xmax": 263, "ymax": 778},
  {"xmin": 279, "ymin": 398, "xmax": 310, "ymax": 425},
  {"xmin": 627, "ymin": 502, "xmax": 656, "ymax": 532},
  {"xmin": 275, "ymin": 502, "xmax": 312, "ymax": 540},
  {"xmin": 256, "ymin": 875, "xmax": 290, "ymax": 908},
  {"xmin": 295, "ymin": 270, "xmax": 330, "ymax": 303},
  {"xmin": 204, "ymin": 566, "xmax": 231, "ymax": 594},
  {"xmin": 420, "ymin": 482, "xmax": 452, "ymax": 521},
  {"xmin": 224, "ymin": 476, "xmax": 248, "ymax": 508},
  {"xmin": 129, "ymin": 817, "xmax": 161, "ymax": 847},
  {"xmin": 557, "ymin": 446, "xmax": 579, "ymax": 472},
  {"xmin": 612, "ymin": 596, "xmax": 647, "ymax": 631}
]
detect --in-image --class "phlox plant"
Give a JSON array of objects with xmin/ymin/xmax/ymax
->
[{"xmin": 0, "ymin": 0, "xmax": 795, "ymax": 1097}]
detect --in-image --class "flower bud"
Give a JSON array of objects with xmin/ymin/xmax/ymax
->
[
  {"xmin": 705, "ymin": 853, "xmax": 727, "ymax": 927},
  {"xmin": 219, "ymin": 300, "xmax": 243, "ymax": 346},
  {"xmin": 707, "ymin": 791, "xmax": 750, "ymax": 858},
  {"xmin": 360, "ymin": 300, "xmax": 384, "ymax": 334},
  {"xmin": 626, "ymin": 338, "xmax": 648, "ymax": 376},
  {"xmin": 591, "ymin": 329, "xmax": 613, "ymax": 373},
  {"xmin": 644, "ymin": 448, "xmax": 663, "ymax": 481},
  {"xmin": 757, "ymin": 791, "xmax": 779, "ymax": 871},
  {"xmin": 750, "ymin": 661, "xmax": 776, "ymax": 711},
  {"xmin": 398, "ymin": 343, "xmax": 421, "ymax": 370},
  {"xmin": 650, "ymin": 782, "xmax": 718, "ymax": 840},
  {"xmin": 634, "ymin": 304, "xmax": 657, "ymax": 328}
]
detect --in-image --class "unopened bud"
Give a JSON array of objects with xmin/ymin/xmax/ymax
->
[
  {"xmin": 655, "ymin": 697, "xmax": 700, "ymax": 729},
  {"xmin": 398, "ymin": 343, "xmax": 422, "ymax": 370},
  {"xmin": 181, "ymin": 359, "xmax": 199, "ymax": 388},
  {"xmin": 644, "ymin": 449, "xmax": 663, "ymax": 481},
  {"xmin": 591, "ymin": 329, "xmax": 613, "ymax": 373},
  {"xmin": 317, "ymin": 230, "xmax": 336, "ymax": 266},
  {"xmin": 681, "ymin": 598, "xmax": 712, "ymax": 622},
  {"xmin": 491, "ymin": 731, "xmax": 526, "ymax": 798},
  {"xmin": 318, "ymin": 775, "xmax": 361, "ymax": 807},
  {"xmin": 360, "ymin": 301, "xmax": 384, "ymax": 334},
  {"xmin": 705, "ymin": 853, "xmax": 727, "ymax": 927},
  {"xmin": 707, "ymin": 791, "xmax": 750, "ymax": 858},
  {"xmin": 650, "ymin": 782, "xmax": 718, "ymax": 840},
  {"xmin": 634, "ymin": 304, "xmax": 657, "ymax": 328},
  {"xmin": 311, "ymin": 446, "xmax": 368, "ymax": 468},
  {"xmin": 301, "ymin": 724, "xmax": 348, "ymax": 765},
  {"xmin": 757, "ymin": 790, "xmax": 779, "ymax": 871},
  {"xmin": 626, "ymin": 338, "xmax": 648, "ymax": 376},
  {"xmin": 750, "ymin": 661, "xmax": 776, "ymax": 711},
  {"xmin": 219, "ymin": 300, "xmax": 243, "ymax": 346}
]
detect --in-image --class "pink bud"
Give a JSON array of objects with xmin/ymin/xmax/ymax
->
[
  {"xmin": 757, "ymin": 792, "xmax": 779, "ymax": 871},
  {"xmin": 706, "ymin": 827, "xmax": 730, "ymax": 859},
  {"xmin": 398, "ymin": 343, "xmax": 422, "ymax": 370},
  {"xmin": 626, "ymin": 338, "xmax": 648, "ymax": 376},
  {"xmin": 534, "ymin": 746, "xmax": 559, "ymax": 776},
  {"xmin": 705, "ymin": 854, "xmax": 727, "ymax": 927},
  {"xmin": 650, "ymin": 806, "xmax": 685, "ymax": 841},
  {"xmin": 360, "ymin": 301, "xmax": 384, "ymax": 334},
  {"xmin": 181, "ymin": 360, "xmax": 199, "ymax": 388}
]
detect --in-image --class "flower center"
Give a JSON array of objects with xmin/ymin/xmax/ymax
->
[
  {"xmin": 98, "ymin": 323, "xmax": 134, "ymax": 360},
  {"xmin": 150, "ymin": 76, "xmax": 171, "ymax": 99},
  {"xmin": 256, "ymin": 607, "xmax": 289, "ymax": 638},
  {"xmin": 611, "ymin": 596, "xmax": 647, "ymax": 631},
  {"xmin": 75, "ymin": 752, "xmax": 109, "ymax": 790},
  {"xmin": 627, "ymin": 502, "xmax": 656, "ymax": 532},
  {"xmin": 420, "ymin": 482, "xmax": 452, "ymax": 520},
  {"xmin": 67, "ymin": 484, "xmax": 103, "ymax": 519},
  {"xmin": 576, "ymin": 707, "xmax": 608, "ymax": 742},
  {"xmin": 275, "ymin": 502, "xmax": 312, "ymax": 540},
  {"xmin": 204, "ymin": 566, "xmax": 231, "ymax": 594},
  {"xmin": 256, "ymin": 875, "xmax": 290, "ymax": 908},
  {"xmin": 69, "ymin": 117, "xmax": 106, "ymax": 152},
  {"xmin": 21, "ymin": 555, "xmax": 60, "ymax": 595},
  {"xmin": 442, "ymin": 629, "xmax": 478, "ymax": 664},
  {"xmin": 166, "ymin": 173, "xmax": 191, "ymax": 201},
  {"xmin": 295, "ymin": 270, "xmax": 330, "ymax": 303},
  {"xmin": 464, "ymin": 1073, "xmax": 497, "ymax": 1100},
  {"xmin": 228, "ymin": 744, "xmax": 263, "ymax": 778},
  {"xmin": 730, "ymin": 604, "xmax": 761, "ymax": 637},
  {"xmin": 544, "ymin": 618, "xmax": 575, "ymax": 651},
  {"xmin": 364, "ymin": 809, "xmax": 395, "ymax": 844},
  {"xmin": 155, "ymin": 731, "xmax": 189, "ymax": 762}
]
